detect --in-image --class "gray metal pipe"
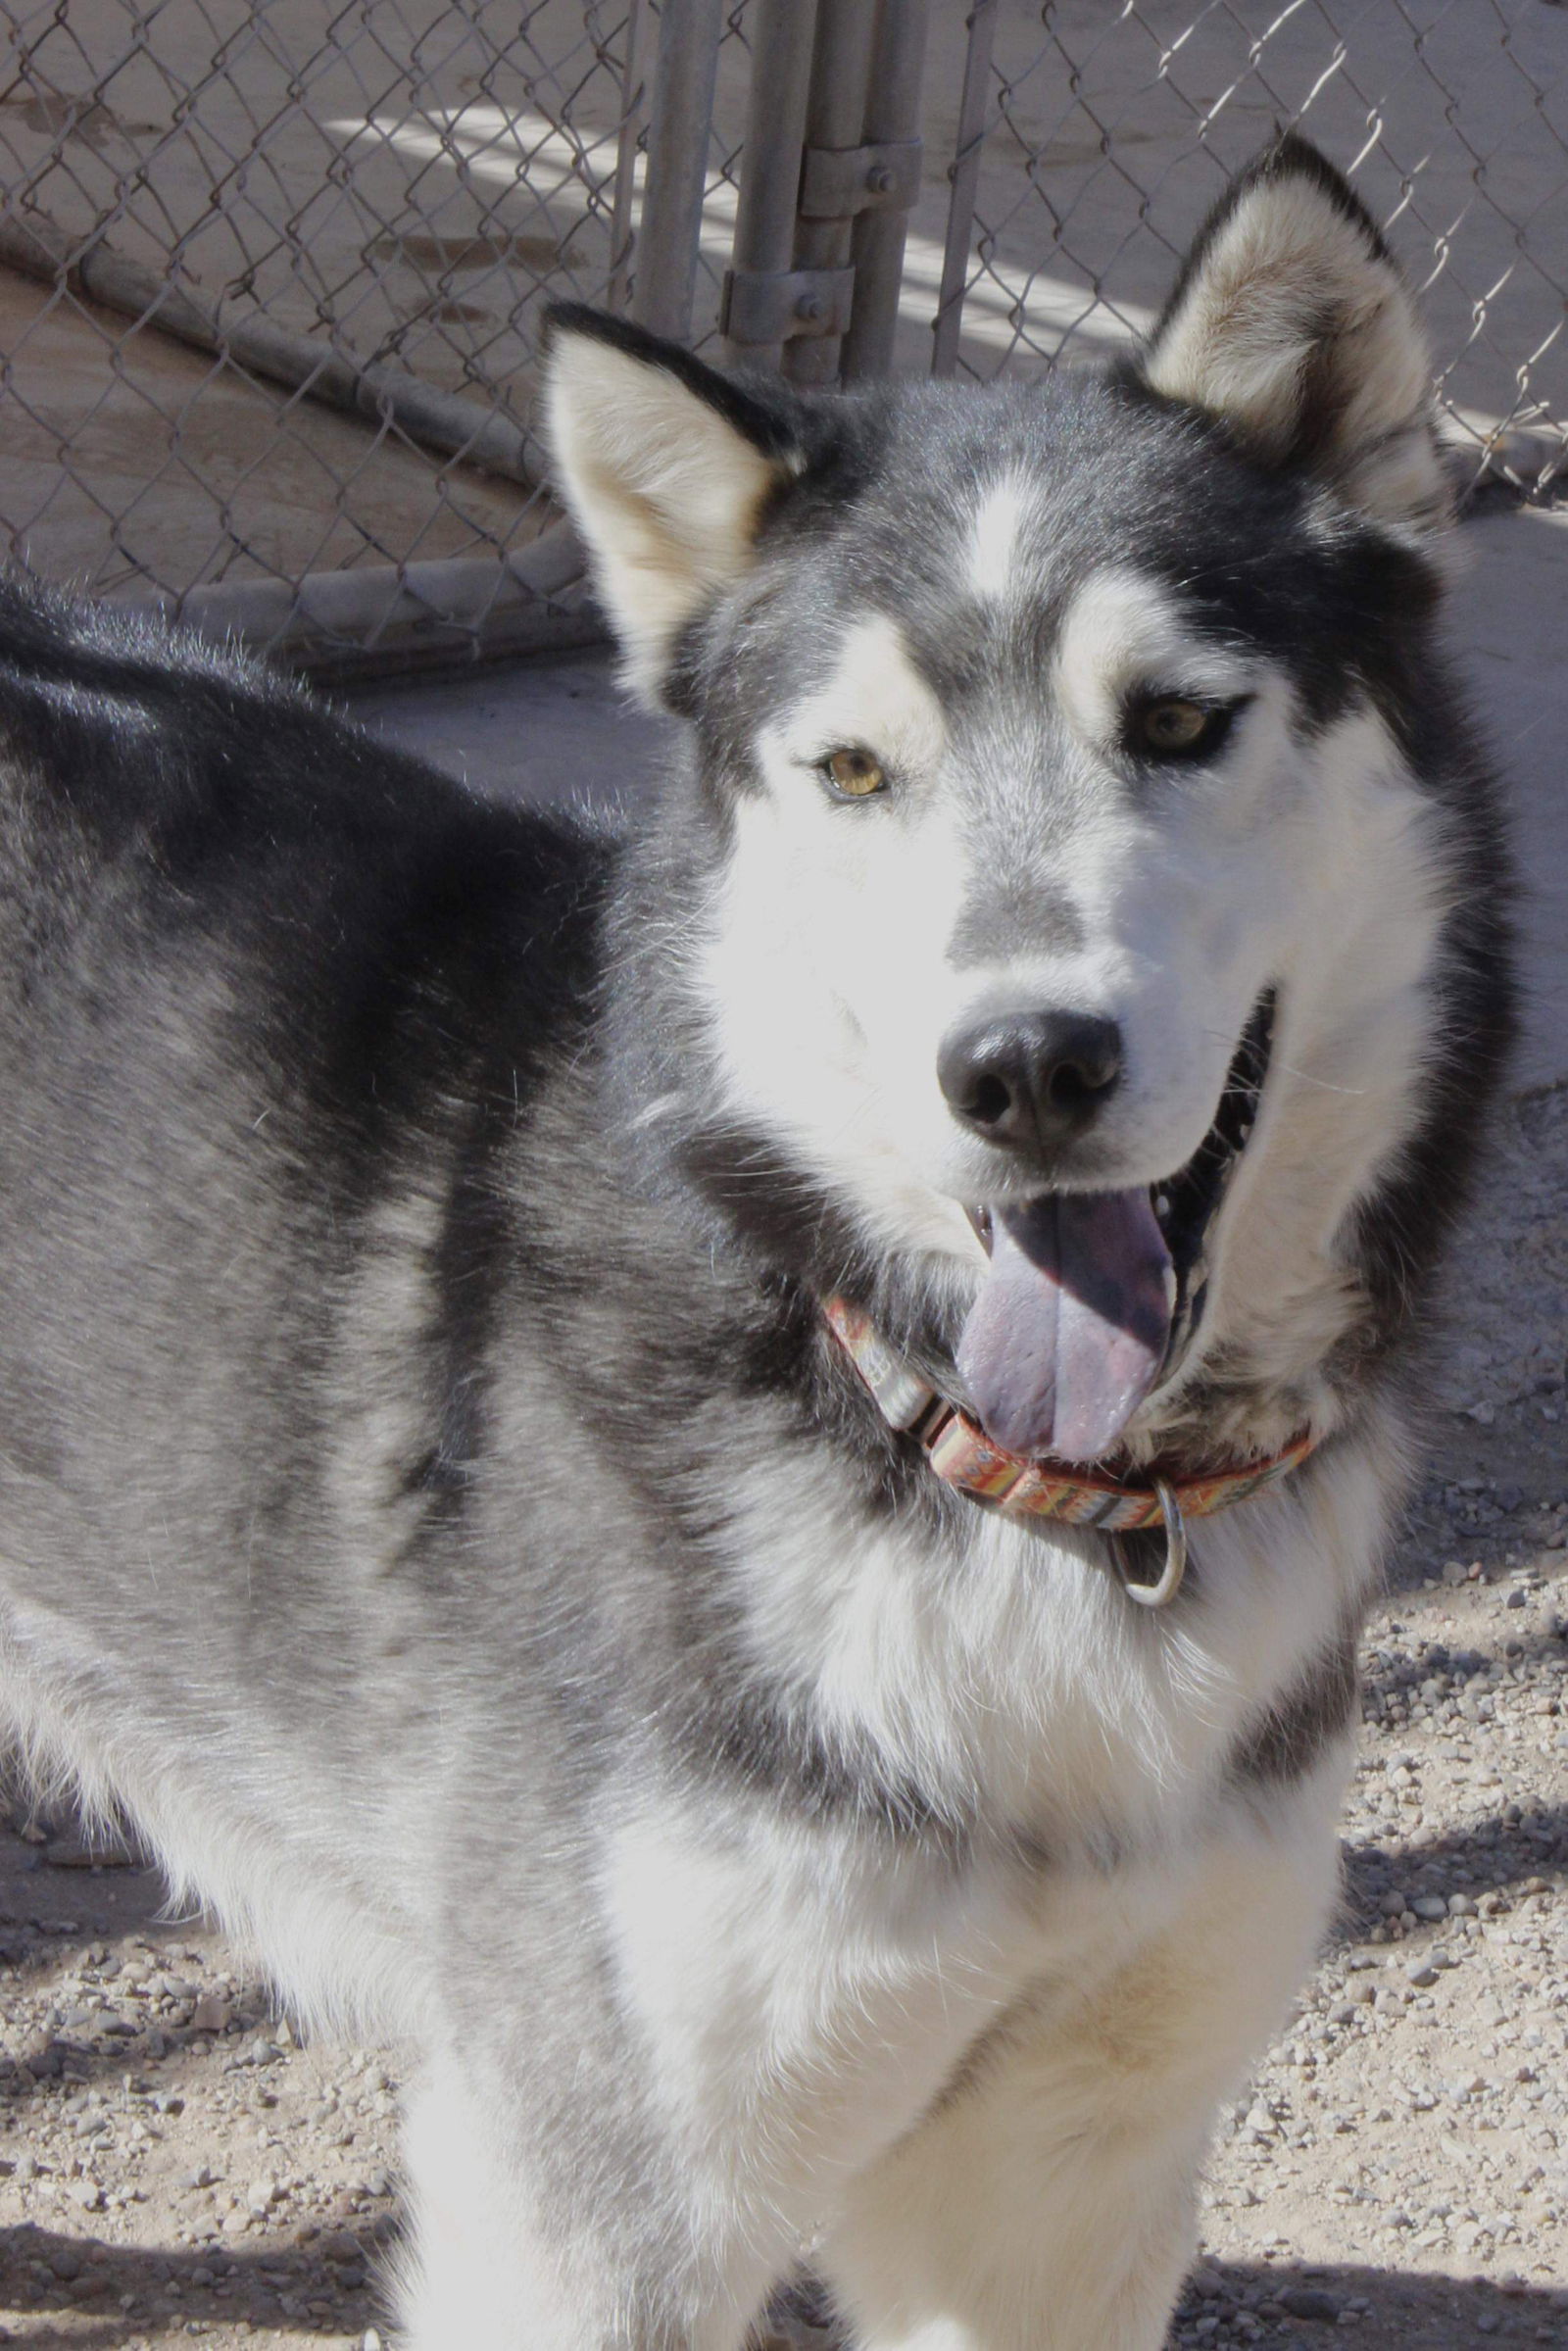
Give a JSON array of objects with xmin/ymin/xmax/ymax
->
[
  {"xmin": 0, "ymin": 210, "xmax": 540, "ymax": 488},
  {"xmin": 785, "ymin": 0, "xmax": 881, "ymax": 386},
  {"xmin": 148, "ymin": 519, "xmax": 599, "ymax": 678},
  {"xmin": 931, "ymin": 0, "xmax": 998, "ymax": 378},
  {"xmin": 840, "ymin": 0, "xmax": 932, "ymax": 383},
  {"xmin": 607, "ymin": 0, "xmax": 651, "ymax": 314},
  {"xmin": 632, "ymin": 0, "xmax": 725, "ymax": 341},
  {"xmin": 722, "ymin": 0, "xmax": 820, "ymax": 372}
]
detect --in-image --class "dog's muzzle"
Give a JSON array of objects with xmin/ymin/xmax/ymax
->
[{"xmin": 954, "ymin": 991, "xmax": 1278, "ymax": 1465}]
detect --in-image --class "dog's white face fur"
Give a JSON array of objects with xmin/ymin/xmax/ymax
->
[{"xmin": 547, "ymin": 154, "xmax": 1458, "ymax": 1445}]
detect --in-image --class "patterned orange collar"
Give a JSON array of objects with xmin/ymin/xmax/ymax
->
[{"xmin": 824, "ymin": 1296, "xmax": 1319, "ymax": 1608}]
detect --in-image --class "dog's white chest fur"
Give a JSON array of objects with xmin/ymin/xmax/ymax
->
[
  {"xmin": 592, "ymin": 1444, "xmax": 1379, "ymax": 2267},
  {"xmin": 714, "ymin": 1433, "xmax": 1381, "ymax": 1835}
]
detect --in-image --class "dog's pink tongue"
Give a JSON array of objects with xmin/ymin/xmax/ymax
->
[{"xmin": 956, "ymin": 1192, "xmax": 1174, "ymax": 1464}]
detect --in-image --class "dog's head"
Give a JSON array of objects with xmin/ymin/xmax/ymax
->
[{"xmin": 543, "ymin": 138, "xmax": 1507, "ymax": 1463}]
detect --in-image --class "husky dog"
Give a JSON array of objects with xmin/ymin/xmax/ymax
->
[{"xmin": 0, "ymin": 139, "xmax": 1512, "ymax": 2348}]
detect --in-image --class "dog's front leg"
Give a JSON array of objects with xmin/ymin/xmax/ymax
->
[
  {"xmin": 389, "ymin": 1800, "xmax": 1012, "ymax": 2351},
  {"xmin": 395, "ymin": 2052, "xmax": 779, "ymax": 2351},
  {"xmin": 818, "ymin": 1777, "xmax": 1345, "ymax": 2351}
]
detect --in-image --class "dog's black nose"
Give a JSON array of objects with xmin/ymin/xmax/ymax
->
[{"xmin": 938, "ymin": 1010, "xmax": 1123, "ymax": 1154}]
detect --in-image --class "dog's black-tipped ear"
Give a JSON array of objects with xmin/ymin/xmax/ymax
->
[
  {"xmin": 1138, "ymin": 135, "xmax": 1447, "ymax": 532},
  {"xmin": 540, "ymin": 305, "xmax": 803, "ymax": 699}
]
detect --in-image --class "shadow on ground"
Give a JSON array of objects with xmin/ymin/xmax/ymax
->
[
  {"xmin": 6, "ymin": 2231, "xmax": 1566, "ymax": 2351},
  {"xmin": 1168, "ymin": 2255, "xmax": 1567, "ymax": 2345},
  {"xmin": 0, "ymin": 2212, "xmax": 390, "ymax": 2339}
]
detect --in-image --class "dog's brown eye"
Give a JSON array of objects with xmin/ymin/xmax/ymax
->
[
  {"xmin": 1138, "ymin": 699, "xmax": 1214, "ymax": 756},
  {"xmin": 822, "ymin": 747, "xmax": 887, "ymax": 799},
  {"xmin": 823, "ymin": 747, "xmax": 886, "ymax": 798}
]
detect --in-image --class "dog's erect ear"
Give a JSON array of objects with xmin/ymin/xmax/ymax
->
[
  {"xmin": 1138, "ymin": 136, "xmax": 1446, "ymax": 532},
  {"xmin": 541, "ymin": 305, "xmax": 803, "ymax": 698}
]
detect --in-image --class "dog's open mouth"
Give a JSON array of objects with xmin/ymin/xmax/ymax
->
[{"xmin": 956, "ymin": 992, "xmax": 1276, "ymax": 1463}]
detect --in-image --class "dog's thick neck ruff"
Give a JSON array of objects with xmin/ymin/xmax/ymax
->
[{"xmin": 824, "ymin": 1295, "xmax": 1319, "ymax": 1605}]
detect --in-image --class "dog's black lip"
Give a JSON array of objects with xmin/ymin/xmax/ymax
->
[
  {"xmin": 1150, "ymin": 985, "xmax": 1277, "ymax": 1382},
  {"xmin": 959, "ymin": 989, "xmax": 1277, "ymax": 1386},
  {"xmin": 963, "ymin": 1202, "xmax": 994, "ymax": 1251},
  {"xmin": 1151, "ymin": 989, "xmax": 1276, "ymax": 1261}
]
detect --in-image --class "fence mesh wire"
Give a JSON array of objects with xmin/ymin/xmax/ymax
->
[
  {"xmin": 0, "ymin": 0, "xmax": 1564, "ymax": 663},
  {"xmin": 0, "ymin": 0, "xmax": 755, "ymax": 651},
  {"xmin": 940, "ymin": 1, "xmax": 1568, "ymax": 497},
  {"xmin": 0, "ymin": 2, "xmax": 629, "ymax": 608}
]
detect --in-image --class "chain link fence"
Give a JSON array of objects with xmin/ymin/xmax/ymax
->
[
  {"xmin": 0, "ymin": 0, "xmax": 757, "ymax": 668},
  {"xmin": 0, "ymin": 0, "xmax": 1563, "ymax": 672},
  {"xmin": 932, "ymin": 1, "xmax": 1568, "ymax": 502}
]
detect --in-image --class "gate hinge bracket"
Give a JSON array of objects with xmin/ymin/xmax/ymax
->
[
  {"xmin": 720, "ymin": 264, "xmax": 856, "ymax": 347},
  {"xmin": 799, "ymin": 139, "xmax": 923, "ymax": 220}
]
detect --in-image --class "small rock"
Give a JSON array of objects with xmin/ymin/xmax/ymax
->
[
  {"xmin": 190, "ymin": 1993, "xmax": 230, "ymax": 2033},
  {"xmin": 246, "ymin": 2175, "xmax": 279, "ymax": 2212},
  {"xmin": 1410, "ymin": 1895, "xmax": 1448, "ymax": 1921},
  {"xmin": 47, "ymin": 2246, "xmax": 83, "ymax": 2280},
  {"xmin": 1280, "ymin": 2286, "xmax": 1341, "ymax": 2323}
]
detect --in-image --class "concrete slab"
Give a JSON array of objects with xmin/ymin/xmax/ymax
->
[
  {"xmin": 344, "ymin": 508, "xmax": 1568, "ymax": 1097},
  {"xmin": 343, "ymin": 648, "xmax": 673, "ymax": 818},
  {"xmin": 1445, "ymin": 506, "xmax": 1568, "ymax": 1095},
  {"xmin": 0, "ymin": 271, "xmax": 535, "ymax": 602}
]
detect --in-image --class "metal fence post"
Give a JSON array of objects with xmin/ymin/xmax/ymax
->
[
  {"xmin": 608, "ymin": 0, "xmax": 652, "ymax": 316},
  {"xmin": 840, "ymin": 0, "xmax": 932, "ymax": 382},
  {"xmin": 932, "ymin": 0, "xmax": 998, "ymax": 378},
  {"xmin": 784, "ymin": 0, "xmax": 882, "ymax": 385},
  {"xmin": 722, "ymin": 0, "xmax": 821, "ymax": 373},
  {"xmin": 633, "ymin": 0, "xmax": 725, "ymax": 341}
]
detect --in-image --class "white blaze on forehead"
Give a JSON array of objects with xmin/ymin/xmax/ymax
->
[
  {"xmin": 1054, "ymin": 565, "xmax": 1257, "ymax": 744},
  {"xmin": 760, "ymin": 611, "xmax": 948, "ymax": 781},
  {"xmin": 966, "ymin": 472, "xmax": 1036, "ymax": 604}
]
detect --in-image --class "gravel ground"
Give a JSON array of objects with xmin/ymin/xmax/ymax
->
[{"xmin": 1, "ymin": 1084, "xmax": 1564, "ymax": 2351}]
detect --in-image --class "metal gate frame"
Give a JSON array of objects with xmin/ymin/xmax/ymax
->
[
  {"xmin": 125, "ymin": 0, "xmax": 931, "ymax": 677},
  {"xmin": 132, "ymin": 0, "xmax": 936, "ymax": 677},
  {"xmin": 7, "ymin": 1, "xmax": 1562, "ymax": 677}
]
